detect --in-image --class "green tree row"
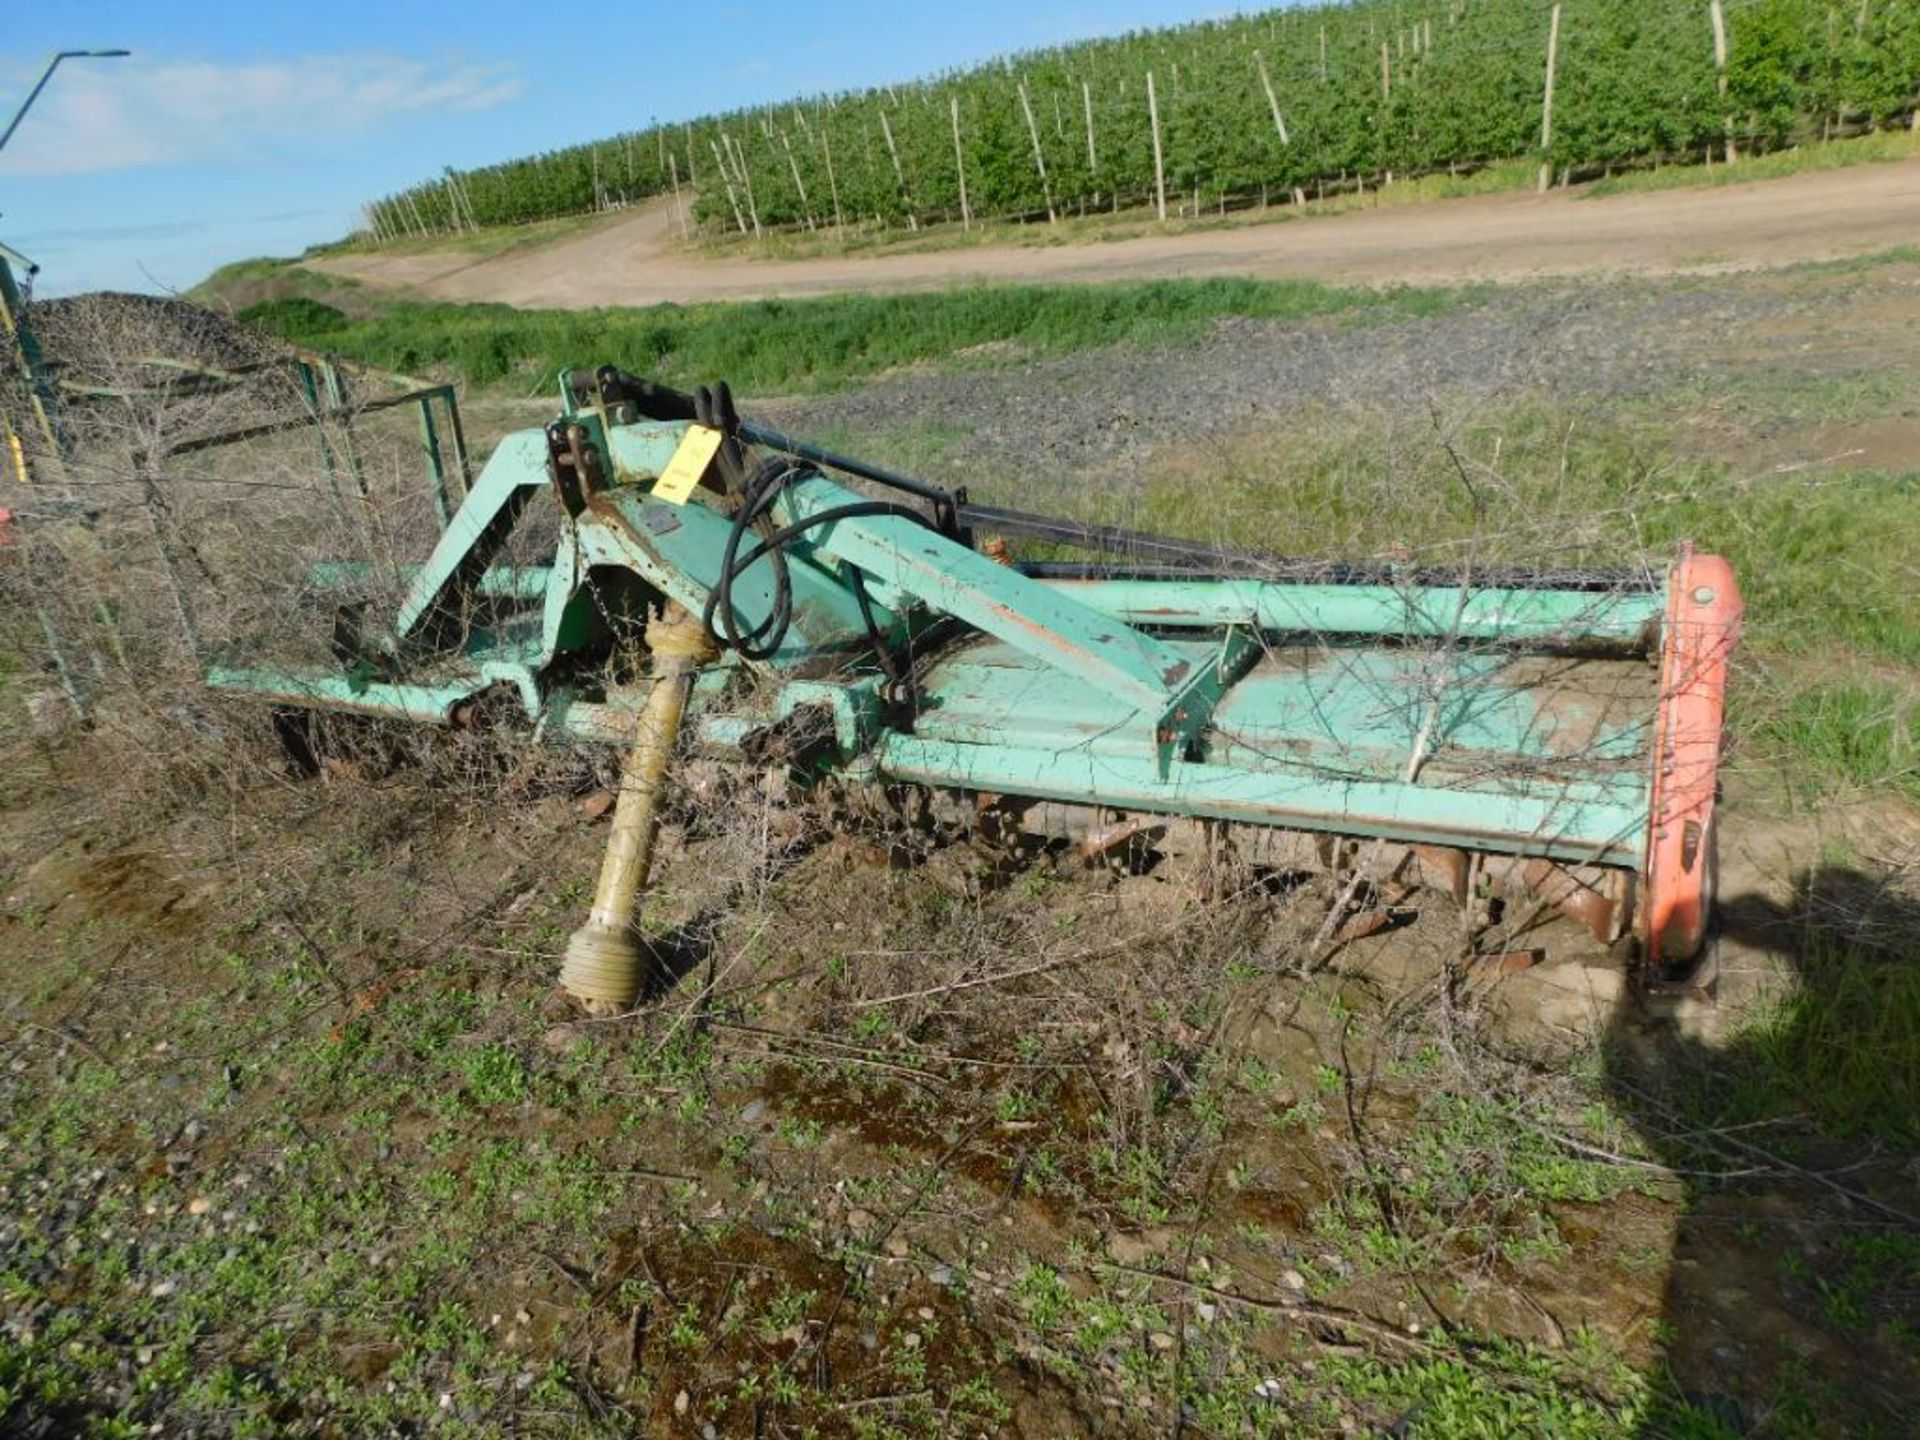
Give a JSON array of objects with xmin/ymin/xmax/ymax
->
[{"xmin": 364, "ymin": 0, "xmax": 1920, "ymax": 241}]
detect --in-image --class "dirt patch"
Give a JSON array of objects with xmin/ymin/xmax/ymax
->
[
  {"xmin": 1794, "ymin": 414, "xmax": 1920, "ymax": 471},
  {"xmin": 313, "ymin": 162, "xmax": 1920, "ymax": 311}
]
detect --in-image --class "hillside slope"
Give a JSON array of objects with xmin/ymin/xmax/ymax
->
[
  {"xmin": 314, "ymin": 160, "xmax": 1920, "ymax": 309},
  {"xmin": 364, "ymin": 0, "xmax": 1920, "ymax": 244}
]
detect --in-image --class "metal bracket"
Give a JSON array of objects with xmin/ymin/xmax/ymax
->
[{"xmin": 1155, "ymin": 625, "xmax": 1262, "ymax": 777}]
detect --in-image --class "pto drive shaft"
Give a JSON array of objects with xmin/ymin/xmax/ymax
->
[{"xmin": 559, "ymin": 604, "xmax": 717, "ymax": 1010}]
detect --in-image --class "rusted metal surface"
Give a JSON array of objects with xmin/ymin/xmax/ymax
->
[{"xmin": 1520, "ymin": 858, "xmax": 1618, "ymax": 942}]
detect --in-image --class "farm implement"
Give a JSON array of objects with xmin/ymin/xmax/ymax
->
[{"xmin": 205, "ymin": 368, "xmax": 1742, "ymax": 1007}]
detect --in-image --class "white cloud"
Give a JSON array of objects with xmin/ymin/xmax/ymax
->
[{"xmin": 0, "ymin": 53, "xmax": 522, "ymax": 176}]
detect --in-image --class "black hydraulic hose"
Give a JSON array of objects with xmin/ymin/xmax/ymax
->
[
  {"xmin": 705, "ymin": 491, "xmax": 933, "ymax": 662},
  {"xmin": 706, "ymin": 456, "xmax": 800, "ymax": 658},
  {"xmin": 685, "ymin": 387, "xmax": 935, "ymax": 670},
  {"xmin": 576, "ymin": 368, "xmax": 1653, "ymax": 599},
  {"xmin": 588, "ymin": 366, "xmax": 954, "ymax": 506}
]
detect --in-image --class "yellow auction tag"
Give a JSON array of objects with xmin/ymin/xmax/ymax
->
[{"xmin": 652, "ymin": 424, "xmax": 725, "ymax": 504}]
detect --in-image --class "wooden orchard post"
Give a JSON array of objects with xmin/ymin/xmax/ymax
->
[
  {"xmin": 1147, "ymin": 70, "xmax": 1167, "ymax": 221},
  {"xmin": 668, "ymin": 151, "xmax": 689, "ymax": 240},
  {"xmin": 724, "ymin": 132, "xmax": 761, "ymax": 235},
  {"xmin": 709, "ymin": 138, "xmax": 748, "ymax": 234},
  {"xmin": 819, "ymin": 124, "xmax": 844, "ymax": 233},
  {"xmin": 1082, "ymin": 80, "xmax": 1097, "ymax": 203},
  {"xmin": 1017, "ymin": 79, "xmax": 1058, "ymax": 224},
  {"xmin": 879, "ymin": 109, "xmax": 918, "ymax": 230},
  {"xmin": 780, "ymin": 132, "xmax": 816, "ymax": 229},
  {"xmin": 1710, "ymin": 0, "xmax": 1738, "ymax": 162},
  {"xmin": 1254, "ymin": 50, "xmax": 1291, "ymax": 144},
  {"xmin": 950, "ymin": 95, "xmax": 972, "ymax": 229},
  {"xmin": 1538, "ymin": 3, "xmax": 1562, "ymax": 192}
]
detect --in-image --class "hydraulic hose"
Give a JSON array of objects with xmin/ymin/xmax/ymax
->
[{"xmin": 685, "ymin": 381, "xmax": 930, "ymax": 679}]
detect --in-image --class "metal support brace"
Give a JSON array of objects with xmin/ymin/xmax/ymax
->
[{"xmin": 784, "ymin": 487, "xmax": 1192, "ymax": 713}]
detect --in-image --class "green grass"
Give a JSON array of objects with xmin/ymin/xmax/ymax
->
[
  {"xmin": 188, "ymin": 257, "xmax": 354, "ymax": 304},
  {"xmin": 1732, "ymin": 931, "xmax": 1920, "ymax": 1143},
  {"xmin": 1753, "ymin": 681, "xmax": 1920, "ymax": 800},
  {"xmin": 1584, "ymin": 127, "xmax": 1920, "ymax": 199},
  {"xmin": 236, "ymin": 274, "xmax": 1464, "ymax": 396}
]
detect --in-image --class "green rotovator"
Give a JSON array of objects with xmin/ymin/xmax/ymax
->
[{"xmin": 207, "ymin": 368, "xmax": 1742, "ymax": 1006}]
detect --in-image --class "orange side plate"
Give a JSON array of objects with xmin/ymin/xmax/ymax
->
[{"xmin": 1642, "ymin": 547, "xmax": 1743, "ymax": 980}]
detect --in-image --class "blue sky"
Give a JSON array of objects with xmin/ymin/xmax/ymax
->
[{"xmin": 1, "ymin": 1, "xmax": 1235, "ymax": 297}]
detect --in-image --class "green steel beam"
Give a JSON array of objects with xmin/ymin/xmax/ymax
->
[
  {"xmin": 206, "ymin": 666, "xmax": 486, "ymax": 725},
  {"xmin": 395, "ymin": 430, "xmax": 553, "ymax": 640},
  {"xmin": 1040, "ymin": 578, "xmax": 1663, "ymax": 647},
  {"xmin": 781, "ymin": 482, "xmax": 1195, "ymax": 714},
  {"xmin": 419, "ymin": 394, "xmax": 452, "ymax": 529},
  {"xmin": 875, "ymin": 734, "xmax": 1646, "ymax": 865}
]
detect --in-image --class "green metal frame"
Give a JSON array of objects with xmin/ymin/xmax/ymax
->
[{"xmin": 207, "ymin": 377, "xmax": 1675, "ymax": 872}]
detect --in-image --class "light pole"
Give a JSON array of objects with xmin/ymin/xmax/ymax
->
[{"xmin": 0, "ymin": 49, "xmax": 131, "ymax": 156}]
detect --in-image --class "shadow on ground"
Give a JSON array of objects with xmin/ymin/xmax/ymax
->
[{"xmin": 1609, "ymin": 865, "xmax": 1920, "ymax": 1437}]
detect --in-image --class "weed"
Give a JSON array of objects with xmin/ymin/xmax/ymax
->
[{"xmin": 238, "ymin": 275, "xmax": 1463, "ymax": 396}]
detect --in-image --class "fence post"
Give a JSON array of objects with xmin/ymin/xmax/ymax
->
[
  {"xmin": 1147, "ymin": 70, "xmax": 1167, "ymax": 221},
  {"xmin": 1538, "ymin": 3, "xmax": 1562, "ymax": 192}
]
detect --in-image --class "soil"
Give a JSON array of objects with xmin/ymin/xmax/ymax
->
[
  {"xmin": 2, "ymin": 719, "xmax": 1913, "ymax": 1436},
  {"xmin": 312, "ymin": 161, "xmax": 1920, "ymax": 310}
]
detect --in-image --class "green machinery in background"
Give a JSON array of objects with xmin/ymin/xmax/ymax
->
[{"xmin": 207, "ymin": 367, "xmax": 1743, "ymax": 1008}]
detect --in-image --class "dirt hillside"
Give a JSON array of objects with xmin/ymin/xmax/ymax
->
[{"xmin": 313, "ymin": 160, "xmax": 1920, "ymax": 309}]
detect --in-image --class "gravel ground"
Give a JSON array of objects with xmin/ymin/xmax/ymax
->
[{"xmin": 768, "ymin": 267, "xmax": 1917, "ymax": 498}]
